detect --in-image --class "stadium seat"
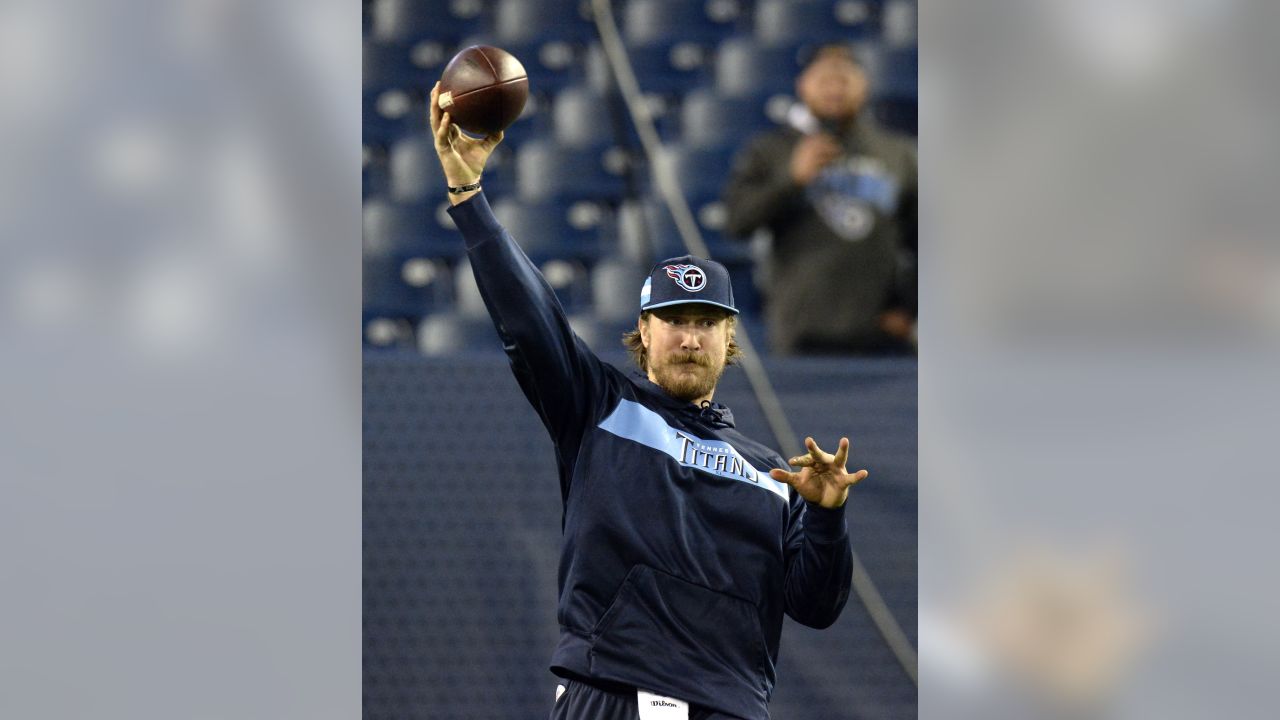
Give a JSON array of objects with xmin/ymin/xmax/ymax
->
[
  {"xmin": 363, "ymin": 41, "xmax": 413, "ymax": 90},
  {"xmin": 447, "ymin": 253, "xmax": 590, "ymax": 318},
  {"xmin": 713, "ymin": 37, "xmax": 803, "ymax": 98},
  {"xmin": 363, "ymin": 254, "xmax": 454, "ymax": 316},
  {"xmin": 619, "ymin": 195, "xmax": 750, "ymax": 266},
  {"xmin": 363, "ymin": 197, "xmax": 464, "ymax": 258},
  {"xmin": 363, "ymin": 310, "xmax": 419, "ymax": 349},
  {"xmin": 369, "ymin": 0, "xmax": 488, "ymax": 44},
  {"xmin": 515, "ymin": 139, "xmax": 631, "ymax": 203},
  {"xmin": 651, "ymin": 143, "xmax": 736, "ymax": 202},
  {"xmin": 388, "ymin": 135, "xmax": 445, "ymax": 203},
  {"xmin": 869, "ymin": 45, "xmax": 916, "ymax": 135},
  {"xmin": 623, "ymin": 0, "xmax": 744, "ymax": 48},
  {"xmin": 494, "ymin": 0, "xmax": 597, "ymax": 44},
  {"xmin": 680, "ymin": 88, "xmax": 785, "ymax": 150},
  {"xmin": 591, "ymin": 258, "xmax": 646, "ymax": 321},
  {"xmin": 881, "ymin": 0, "xmax": 917, "ymax": 48},
  {"xmin": 364, "ymin": 144, "xmax": 390, "ymax": 199},
  {"xmin": 363, "ymin": 87, "xmax": 427, "ymax": 145},
  {"xmin": 872, "ymin": 45, "xmax": 917, "ymax": 99},
  {"xmin": 753, "ymin": 0, "xmax": 880, "ymax": 47},
  {"xmin": 552, "ymin": 86, "xmax": 628, "ymax": 149},
  {"xmin": 417, "ymin": 312, "xmax": 500, "ymax": 355},
  {"xmin": 490, "ymin": 198, "xmax": 609, "ymax": 263},
  {"xmin": 364, "ymin": 39, "xmax": 454, "ymax": 91},
  {"xmin": 621, "ymin": 44, "xmax": 712, "ymax": 95},
  {"xmin": 567, "ymin": 313, "xmax": 637, "ymax": 355}
]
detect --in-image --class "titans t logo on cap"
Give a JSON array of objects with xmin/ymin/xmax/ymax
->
[{"xmin": 640, "ymin": 254, "xmax": 738, "ymax": 315}]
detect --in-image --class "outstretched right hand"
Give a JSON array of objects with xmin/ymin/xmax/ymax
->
[{"xmin": 429, "ymin": 81, "xmax": 503, "ymax": 203}]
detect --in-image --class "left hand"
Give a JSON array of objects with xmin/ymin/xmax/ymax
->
[{"xmin": 769, "ymin": 437, "xmax": 868, "ymax": 508}]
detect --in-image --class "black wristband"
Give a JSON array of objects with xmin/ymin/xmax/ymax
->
[{"xmin": 447, "ymin": 180, "xmax": 482, "ymax": 194}]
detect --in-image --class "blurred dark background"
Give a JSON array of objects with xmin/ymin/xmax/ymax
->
[{"xmin": 363, "ymin": 1, "xmax": 918, "ymax": 717}]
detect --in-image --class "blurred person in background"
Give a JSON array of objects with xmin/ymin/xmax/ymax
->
[
  {"xmin": 724, "ymin": 45, "xmax": 918, "ymax": 355},
  {"xmin": 430, "ymin": 80, "xmax": 871, "ymax": 720}
]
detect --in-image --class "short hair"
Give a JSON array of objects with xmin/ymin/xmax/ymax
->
[
  {"xmin": 800, "ymin": 43, "xmax": 863, "ymax": 72},
  {"xmin": 621, "ymin": 311, "xmax": 742, "ymax": 372}
]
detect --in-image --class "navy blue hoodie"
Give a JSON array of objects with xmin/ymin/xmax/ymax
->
[{"xmin": 448, "ymin": 193, "xmax": 853, "ymax": 719}]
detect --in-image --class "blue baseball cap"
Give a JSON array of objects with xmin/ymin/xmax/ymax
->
[{"xmin": 639, "ymin": 255, "xmax": 739, "ymax": 315}]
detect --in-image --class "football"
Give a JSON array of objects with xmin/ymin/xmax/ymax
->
[{"xmin": 437, "ymin": 45, "xmax": 529, "ymax": 136}]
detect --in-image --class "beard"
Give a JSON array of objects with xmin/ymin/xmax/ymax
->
[{"xmin": 650, "ymin": 350, "xmax": 726, "ymax": 403}]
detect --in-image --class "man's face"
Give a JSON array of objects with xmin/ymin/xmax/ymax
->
[
  {"xmin": 639, "ymin": 306, "xmax": 732, "ymax": 403},
  {"xmin": 797, "ymin": 52, "xmax": 868, "ymax": 122}
]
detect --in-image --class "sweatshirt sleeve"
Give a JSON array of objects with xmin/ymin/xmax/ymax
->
[
  {"xmin": 781, "ymin": 492, "xmax": 854, "ymax": 629},
  {"xmin": 723, "ymin": 134, "xmax": 807, "ymax": 239},
  {"xmin": 447, "ymin": 192, "xmax": 611, "ymax": 483}
]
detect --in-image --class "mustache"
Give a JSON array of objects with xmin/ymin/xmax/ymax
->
[{"xmin": 663, "ymin": 352, "xmax": 713, "ymax": 368}]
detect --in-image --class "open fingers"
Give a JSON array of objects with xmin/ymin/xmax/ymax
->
[
  {"xmin": 833, "ymin": 437, "xmax": 849, "ymax": 468},
  {"xmin": 805, "ymin": 436, "xmax": 835, "ymax": 465},
  {"xmin": 845, "ymin": 468, "xmax": 869, "ymax": 486},
  {"xmin": 769, "ymin": 468, "xmax": 797, "ymax": 485}
]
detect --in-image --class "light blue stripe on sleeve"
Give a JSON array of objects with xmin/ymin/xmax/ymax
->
[{"xmin": 598, "ymin": 399, "xmax": 789, "ymax": 501}]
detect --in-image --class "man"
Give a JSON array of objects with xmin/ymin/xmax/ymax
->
[
  {"xmin": 724, "ymin": 44, "xmax": 918, "ymax": 355},
  {"xmin": 430, "ymin": 81, "xmax": 867, "ymax": 720}
]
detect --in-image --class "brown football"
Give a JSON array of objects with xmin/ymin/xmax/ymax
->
[{"xmin": 437, "ymin": 45, "xmax": 529, "ymax": 136}]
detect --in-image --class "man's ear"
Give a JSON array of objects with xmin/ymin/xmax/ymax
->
[{"xmin": 638, "ymin": 316, "xmax": 650, "ymax": 349}]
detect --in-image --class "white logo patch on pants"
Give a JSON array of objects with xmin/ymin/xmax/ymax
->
[{"xmin": 637, "ymin": 689, "xmax": 688, "ymax": 720}]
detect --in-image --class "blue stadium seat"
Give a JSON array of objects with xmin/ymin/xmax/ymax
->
[
  {"xmin": 368, "ymin": 0, "xmax": 488, "ymax": 44},
  {"xmin": 680, "ymin": 88, "xmax": 784, "ymax": 150},
  {"xmin": 721, "ymin": 257, "xmax": 762, "ymax": 315},
  {"xmin": 623, "ymin": 44, "xmax": 712, "ymax": 95},
  {"xmin": 363, "ymin": 87, "xmax": 427, "ymax": 145},
  {"xmin": 619, "ymin": 195, "xmax": 751, "ymax": 266},
  {"xmin": 869, "ymin": 45, "xmax": 916, "ymax": 135},
  {"xmin": 363, "ymin": 254, "xmax": 454, "ymax": 316},
  {"xmin": 753, "ymin": 0, "xmax": 880, "ymax": 47},
  {"xmin": 713, "ymin": 37, "xmax": 803, "ymax": 98},
  {"xmin": 363, "ymin": 198, "xmax": 465, "ymax": 259},
  {"xmin": 388, "ymin": 135, "xmax": 445, "ymax": 202},
  {"xmin": 623, "ymin": 0, "xmax": 744, "ymax": 48},
  {"xmin": 417, "ymin": 312, "xmax": 500, "ymax": 355},
  {"xmin": 618, "ymin": 197, "xmax": 683, "ymax": 263},
  {"xmin": 516, "ymin": 140, "xmax": 631, "ymax": 203},
  {"xmin": 873, "ymin": 45, "xmax": 917, "ymax": 99},
  {"xmin": 364, "ymin": 40, "xmax": 454, "ymax": 91},
  {"xmin": 490, "ymin": 198, "xmax": 610, "ymax": 263},
  {"xmin": 363, "ymin": 41, "xmax": 413, "ymax": 90},
  {"xmin": 880, "ymin": 0, "xmax": 918, "ymax": 48},
  {"xmin": 362, "ymin": 310, "xmax": 419, "ymax": 349},
  {"xmin": 495, "ymin": 0, "xmax": 597, "ymax": 43},
  {"xmin": 552, "ymin": 86, "xmax": 628, "ymax": 149},
  {"xmin": 652, "ymin": 143, "xmax": 736, "ymax": 201},
  {"xmin": 364, "ymin": 144, "xmax": 390, "ymax": 199},
  {"xmin": 591, "ymin": 259, "xmax": 646, "ymax": 321},
  {"xmin": 568, "ymin": 313, "xmax": 637, "ymax": 355}
]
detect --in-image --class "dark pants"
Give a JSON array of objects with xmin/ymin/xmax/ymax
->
[{"xmin": 549, "ymin": 678, "xmax": 745, "ymax": 720}]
